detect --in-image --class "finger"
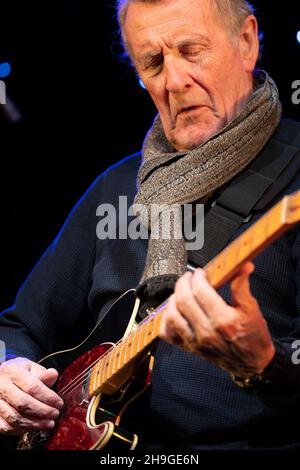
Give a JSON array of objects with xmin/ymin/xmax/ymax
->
[
  {"xmin": 0, "ymin": 398, "xmax": 55, "ymax": 433},
  {"xmin": 191, "ymin": 268, "xmax": 228, "ymax": 318},
  {"xmin": 10, "ymin": 367, "xmax": 63, "ymax": 409},
  {"xmin": 230, "ymin": 261, "xmax": 258, "ymax": 311},
  {"xmin": 0, "ymin": 379, "xmax": 61, "ymax": 420},
  {"xmin": 174, "ymin": 276, "xmax": 227, "ymax": 352},
  {"xmin": 191, "ymin": 269, "xmax": 244, "ymax": 346},
  {"xmin": 0, "ymin": 360, "xmax": 63, "ymax": 409},
  {"xmin": 31, "ymin": 365, "xmax": 60, "ymax": 389},
  {"xmin": 174, "ymin": 272, "xmax": 213, "ymax": 332},
  {"xmin": 0, "ymin": 416, "xmax": 15, "ymax": 435},
  {"xmin": 160, "ymin": 294, "xmax": 195, "ymax": 349}
]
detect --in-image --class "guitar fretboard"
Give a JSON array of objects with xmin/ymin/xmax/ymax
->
[{"xmin": 89, "ymin": 193, "xmax": 299, "ymax": 398}]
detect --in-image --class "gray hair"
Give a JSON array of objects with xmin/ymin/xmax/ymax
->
[{"xmin": 116, "ymin": 0, "xmax": 257, "ymax": 55}]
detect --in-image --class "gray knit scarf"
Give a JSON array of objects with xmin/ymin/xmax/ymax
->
[{"xmin": 134, "ymin": 70, "xmax": 282, "ymax": 306}]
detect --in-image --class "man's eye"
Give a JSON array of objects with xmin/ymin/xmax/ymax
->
[
  {"xmin": 148, "ymin": 59, "xmax": 163, "ymax": 70},
  {"xmin": 181, "ymin": 47, "xmax": 204, "ymax": 58},
  {"xmin": 143, "ymin": 59, "xmax": 163, "ymax": 76}
]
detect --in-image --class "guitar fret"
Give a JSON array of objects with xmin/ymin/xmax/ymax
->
[
  {"xmin": 249, "ymin": 216, "xmax": 260, "ymax": 252},
  {"xmin": 130, "ymin": 331, "xmax": 136, "ymax": 357},
  {"xmin": 142, "ymin": 322, "xmax": 148, "ymax": 348},
  {"xmin": 137, "ymin": 323, "xmax": 142, "ymax": 354},
  {"xmin": 112, "ymin": 347, "xmax": 118, "ymax": 375},
  {"xmin": 102, "ymin": 355, "xmax": 110, "ymax": 384},
  {"xmin": 115, "ymin": 344, "xmax": 122, "ymax": 371},
  {"xmin": 95, "ymin": 361, "xmax": 101, "ymax": 390},
  {"xmin": 128, "ymin": 337, "xmax": 133, "ymax": 361},
  {"xmin": 91, "ymin": 365, "xmax": 98, "ymax": 394},
  {"xmin": 144, "ymin": 320, "xmax": 150, "ymax": 347},
  {"xmin": 235, "ymin": 235, "xmax": 242, "ymax": 265},
  {"xmin": 101, "ymin": 356, "xmax": 106, "ymax": 388},
  {"xmin": 144, "ymin": 319, "xmax": 153, "ymax": 346},
  {"xmin": 271, "ymin": 203, "xmax": 281, "ymax": 234},
  {"xmin": 124, "ymin": 338, "xmax": 131, "ymax": 363},
  {"xmin": 220, "ymin": 246, "xmax": 228, "ymax": 281},
  {"xmin": 118, "ymin": 343, "xmax": 126, "ymax": 369},
  {"xmin": 153, "ymin": 313, "xmax": 162, "ymax": 336},
  {"xmin": 108, "ymin": 347, "xmax": 116, "ymax": 377},
  {"xmin": 209, "ymin": 253, "xmax": 225, "ymax": 287},
  {"xmin": 236, "ymin": 231, "xmax": 252, "ymax": 265},
  {"xmin": 206, "ymin": 258, "xmax": 216, "ymax": 285},
  {"xmin": 98, "ymin": 359, "xmax": 103, "ymax": 388},
  {"xmin": 132, "ymin": 330, "xmax": 139, "ymax": 356},
  {"xmin": 150, "ymin": 318, "xmax": 156, "ymax": 341},
  {"xmin": 138, "ymin": 324, "xmax": 145, "ymax": 350},
  {"xmin": 273, "ymin": 203, "xmax": 283, "ymax": 233},
  {"xmin": 91, "ymin": 360, "xmax": 100, "ymax": 394},
  {"xmin": 223, "ymin": 244, "xmax": 235, "ymax": 279}
]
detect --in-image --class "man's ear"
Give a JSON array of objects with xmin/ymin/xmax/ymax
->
[{"xmin": 239, "ymin": 15, "xmax": 259, "ymax": 73}]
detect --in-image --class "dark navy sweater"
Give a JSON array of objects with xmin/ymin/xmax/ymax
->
[{"xmin": 1, "ymin": 134, "xmax": 300, "ymax": 449}]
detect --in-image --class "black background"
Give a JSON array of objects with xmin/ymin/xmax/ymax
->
[{"xmin": 0, "ymin": 0, "xmax": 299, "ymax": 310}]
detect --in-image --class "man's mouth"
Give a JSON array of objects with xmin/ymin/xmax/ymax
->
[{"xmin": 177, "ymin": 105, "xmax": 203, "ymax": 119}]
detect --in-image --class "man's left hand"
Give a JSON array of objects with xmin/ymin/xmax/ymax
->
[{"xmin": 159, "ymin": 262, "xmax": 275, "ymax": 378}]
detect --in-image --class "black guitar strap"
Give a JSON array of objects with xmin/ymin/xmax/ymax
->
[{"xmin": 188, "ymin": 119, "xmax": 300, "ymax": 268}]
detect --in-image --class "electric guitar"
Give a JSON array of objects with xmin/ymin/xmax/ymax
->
[{"xmin": 18, "ymin": 190, "xmax": 300, "ymax": 450}]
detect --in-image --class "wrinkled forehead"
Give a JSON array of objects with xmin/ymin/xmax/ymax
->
[{"xmin": 124, "ymin": 0, "xmax": 222, "ymax": 57}]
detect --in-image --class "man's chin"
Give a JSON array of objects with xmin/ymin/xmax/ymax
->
[
  {"xmin": 169, "ymin": 117, "xmax": 228, "ymax": 151},
  {"xmin": 170, "ymin": 130, "xmax": 214, "ymax": 151}
]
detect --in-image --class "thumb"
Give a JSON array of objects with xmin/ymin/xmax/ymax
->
[
  {"xmin": 39, "ymin": 368, "xmax": 59, "ymax": 388},
  {"xmin": 230, "ymin": 261, "xmax": 257, "ymax": 311},
  {"xmin": 30, "ymin": 362, "xmax": 59, "ymax": 387}
]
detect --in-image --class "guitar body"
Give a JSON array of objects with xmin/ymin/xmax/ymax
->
[{"xmin": 18, "ymin": 290, "xmax": 154, "ymax": 451}]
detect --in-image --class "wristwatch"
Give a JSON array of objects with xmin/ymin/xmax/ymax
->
[
  {"xmin": 230, "ymin": 340, "xmax": 286, "ymax": 390},
  {"xmin": 230, "ymin": 371, "xmax": 267, "ymax": 389}
]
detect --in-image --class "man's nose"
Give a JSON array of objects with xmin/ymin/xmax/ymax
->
[{"xmin": 165, "ymin": 57, "xmax": 192, "ymax": 93}]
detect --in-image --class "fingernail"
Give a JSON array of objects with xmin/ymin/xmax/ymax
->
[
  {"xmin": 51, "ymin": 410, "xmax": 60, "ymax": 419},
  {"xmin": 48, "ymin": 420, "xmax": 55, "ymax": 428},
  {"xmin": 57, "ymin": 400, "xmax": 64, "ymax": 409}
]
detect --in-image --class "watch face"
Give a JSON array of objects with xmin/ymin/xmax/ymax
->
[{"xmin": 230, "ymin": 372, "xmax": 264, "ymax": 390}]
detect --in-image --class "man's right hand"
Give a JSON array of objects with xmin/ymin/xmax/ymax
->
[{"xmin": 0, "ymin": 357, "xmax": 64, "ymax": 435}]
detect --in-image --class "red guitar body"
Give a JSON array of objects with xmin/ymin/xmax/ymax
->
[{"xmin": 18, "ymin": 290, "xmax": 154, "ymax": 451}]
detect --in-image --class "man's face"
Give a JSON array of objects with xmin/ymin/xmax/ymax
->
[{"xmin": 124, "ymin": 0, "xmax": 258, "ymax": 151}]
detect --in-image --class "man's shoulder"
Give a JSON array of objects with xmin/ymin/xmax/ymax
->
[
  {"xmin": 53, "ymin": 152, "xmax": 142, "ymax": 233},
  {"xmin": 265, "ymin": 118, "xmax": 300, "ymax": 203},
  {"xmin": 274, "ymin": 118, "xmax": 300, "ymax": 147},
  {"xmin": 101, "ymin": 152, "xmax": 142, "ymax": 179},
  {"xmin": 78, "ymin": 152, "xmax": 142, "ymax": 208},
  {"xmin": 96, "ymin": 152, "xmax": 141, "ymax": 184}
]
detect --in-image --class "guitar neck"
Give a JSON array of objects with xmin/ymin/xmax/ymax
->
[{"xmin": 89, "ymin": 192, "xmax": 300, "ymax": 398}]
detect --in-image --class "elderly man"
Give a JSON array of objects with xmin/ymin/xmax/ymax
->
[{"xmin": 0, "ymin": 0, "xmax": 300, "ymax": 450}]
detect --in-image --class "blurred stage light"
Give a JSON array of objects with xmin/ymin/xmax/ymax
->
[
  {"xmin": 139, "ymin": 79, "xmax": 146, "ymax": 90},
  {"xmin": 0, "ymin": 63, "xmax": 11, "ymax": 78},
  {"xmin": 297, "ymin": 31, "xmax": 300, "ymax": 44}
]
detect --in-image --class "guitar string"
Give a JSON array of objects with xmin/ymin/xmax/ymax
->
[
  {"xmin": 58, "ymin": 335, "xmax": 132, "ymax": 399},
  {"xmin": 57, "ymin": 267, "xmax": 202, "ymax": 398},
  {"xmin": 59, "ymin": 319, "xmax": 155, "ymax": 400},
  {"xmin": 59, "ymin": 306, "xmax": 163, "ymax": 400},
  {"xmin": 57, "ymin": 310, "xmax": 161, "ymax": 399},
  {"xmin": 59, "ymin": 349, "xmax": 111, "ymax": 399},
  {"xmin": 58, "ymin": 300, "xmax": 168, "ymax": 398}
]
